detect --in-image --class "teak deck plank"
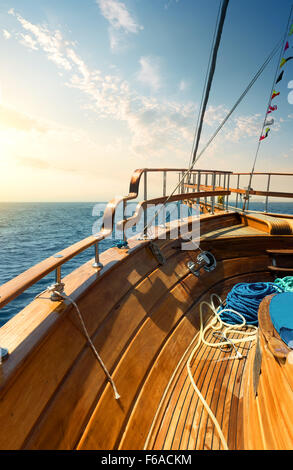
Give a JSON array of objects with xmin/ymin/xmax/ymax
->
[
  {"xmin": 1, "ymin": 209, "xmax": 292, "ymax": 450},
  {"xmin": 23, "ymin": 250, "xmax": 195, "ymax": 450},
  {"xmin": 243, "ymin": 296, "xmax": 293, "ymax": 450},
  {"xmin": 77, "ymin": 257, "xmax": 269, "ymax": 450},
  {"xmin": 150, "ymin": 328, "xmax": 254, "ymax": 450}
]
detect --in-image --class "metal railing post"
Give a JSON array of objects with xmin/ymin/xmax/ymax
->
[
  {"xmin": 211, "ymin": 172, "xmax": 216, "ymax": 214},
  {"xmin": 226, "ymin": 173, "xmax": 230, "ymax": 211},
  {"xmin": 265, "ymin": 174, "xmax": 271, "ymax": 213},
  {"xmin": 144, "ymin": 171, "xmax": 148, "ymax": 237},
  {"xmin": 181, "ymin": 171, "xmax": 185, "ymax": 193},
  {"xmin": 235, "ymin": 174, "xmax": 240, "ymax": 208},
  {"xmin": 123, "ymin": 199, "xmax": 127, "ymax": 242},
  {"xmin": 247, "ymin": 173, "xmax": 252, "ymax": 211},
  {"xmin": 161, "ymin": 171, "xmax": 167, "ymax": 228},
  {"xmin": 197, "ymin": 170, "xmax": 201, "ymax": 207},
  {"xmin": 92, "ymin": 242, "xmax": 103, "ymax": 269},
  {"xmin": 204, "ymin": 173, "xmax": 208, "ymax": 208},
  {"xmin": 163, "ymin": 171, "xmax": 167, "ymax": 197}
]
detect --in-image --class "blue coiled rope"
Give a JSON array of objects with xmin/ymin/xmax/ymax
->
[
  {"xmin": 274, "ymin": 276, "xmax": 293, "ymax": 292},
  {"xmin": 219, "ymin": 282, "xmax": 283, "ymax": 326}
]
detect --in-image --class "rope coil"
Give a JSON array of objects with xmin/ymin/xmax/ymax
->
[
  {"xmin": 274, "ymin": 276, "xmax": 293, "ymax": 293},
  {"xmin": 187, "ymin": 292, "xmax": 258, "ymax": 450},
  {"xmin": 219, "ymin": 282, "xmax": 282, "ymax": 325}
]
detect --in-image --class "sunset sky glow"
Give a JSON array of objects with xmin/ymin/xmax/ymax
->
[{"xmin": 0, "ymin": 0, "xmax": 293, "ymax": 201}]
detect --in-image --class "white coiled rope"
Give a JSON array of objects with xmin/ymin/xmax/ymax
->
[{"xmin": 187, "ymin": 293, "xmax": 257, "ymax": 450}]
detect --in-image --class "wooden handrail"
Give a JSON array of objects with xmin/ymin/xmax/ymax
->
[
  {"xmin": 4, "ymin": 164, "xmax": 290, "ymax": 313},
  {"xmin": 128, "ymin": 168, "xmax": 232, "ymax": 194},
  {"xmin": 185, "ymin": 183, "xmax": 293, "ymax": 199},
  {"xmin": 117, "ymin": 190, "xmax": 230, "ymax": 230},
  {"xmin": 232, "ymin": 172, "xmax": 293, "ymax": 176},
  {"xmin": 0, "ymin": 182, "xmax": 229, "ymax": 310}
]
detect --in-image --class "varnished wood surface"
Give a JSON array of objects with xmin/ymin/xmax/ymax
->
[
  {"xmin": 243, "ymin": 295, "xmax": 293, "ymax": 450},
  {"xmin": 0, "ymin": 211, "xmax": 292, "ymax": 450},
  {"xmin": 120, "ymin": 271, "xmax": 271, "ymax": 451},
  {"xmin": 147, "ymin": 326, "xmax": 255, "ymax": 450},
  {"xmin": 184, "ymin": 183, "xmax": 293, "ymax": 199}
]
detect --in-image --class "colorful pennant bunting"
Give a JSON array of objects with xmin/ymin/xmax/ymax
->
[
  {"xmin": 271, "ymin": 90, "xmax": 280, "ymax": 99},
  {"xmin": 267, "ymin": 105, "xmax": 277, "ymax": 114},
  {"xmin": 280, "ymin": 57, "xmax": 287, "ymax": 68},
  {"xmin": 264, "ymin": 118, "xmax": 274, "ymax": 126},
  {"xmin": 259, "ymin": 22, "xmax": 292, "ymax": 145},
  {"xmin": 276, "ymin": 70, "xmax": 284, "ymax": 84},
  {"xmin": 280, "ymin": 56, "xmax": 293, "ymax": 68},
  {"xmin": 259, "ymin": 127, "xmax": 270, "ymax": 141}
]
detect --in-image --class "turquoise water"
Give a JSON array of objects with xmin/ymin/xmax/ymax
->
[{"xmin": 0, "ymin": 201, "xmax": 292, "ymax": 326}]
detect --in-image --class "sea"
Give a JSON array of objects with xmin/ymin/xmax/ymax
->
[{"xmin": 0, "ymin": 200, "xmax": 293, "ymax": 326}]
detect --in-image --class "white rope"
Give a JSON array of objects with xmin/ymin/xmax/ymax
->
[
  {"xmin": 186, "ymin": 293, "xmax": 257, "ymax": 450},
  {"xmin": 44, "ymin": 286, "xmax": 120, "ymax": 400}
]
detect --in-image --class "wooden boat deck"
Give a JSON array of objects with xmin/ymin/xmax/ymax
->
[
  {"xmin": 146, "ymin": 327, "xmax": 254, "ymax": 450},
  {"xmin": 201, "ymin": 224, "xmax": 265, "ymax": 240},
  {"xmin": 1, "ymin": 209, "xmax": 293, "ymax": 450}
]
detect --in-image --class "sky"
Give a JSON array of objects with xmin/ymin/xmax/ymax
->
[{"xmin": 0, "ymin": 0, "xmax": 292, "ymax": 202}]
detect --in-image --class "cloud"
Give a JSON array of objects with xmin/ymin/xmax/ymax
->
[
  {"xmin": 203, "ymin": 104, "xmax": 228, "ymax": 127},
  {"xmin": 97, "ymin": 0, "xmax": 142, "ymax": 33},
  {"xmin": 8, "ymin": 11, "xmax": 196, "ymax": 160},
  {"xmin": 221, "ymin": 113, "xmax": 262, "ymax": 143},
  {"xmin": 9, "ymin": 11, "xmax": 270, "ymax": 164},
  {"xmin": 10, "ymin": 10, "xmax": 73, "ymax": 70},
  {"xmin": 19, "ymin": 33, "xmax": 39, "ymax": 50},
  {"xmin": 0, "ymin": 104, "xmax": 48, "ymax": 132},
  {"xmin": 136, "ymin": 56, "xmax": 162, "ymax": 91},
  {"xmin": 179, "ymin": 80, "xmax": 188, "ymax": 92},
  {"xmin": 16, "ymin": 156, "xmax": 79, "ymax": 173},
  {"xmin": 164, "ymin": 0, "xmax": 180, "ymax": 9},
  {"xmin": 16, "ymin": 156, "xmax": 53, "ymax": 169},
  {"xmin": 2, "ymin": 29, "xmax": 11, "ymax": 39},
  {"xmin": 96, "ymin": 0, "xmax": 143, "ymax": 51}
]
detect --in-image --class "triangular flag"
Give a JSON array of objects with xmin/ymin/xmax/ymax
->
[
  {"xmin": 272, "ymin": 90, "xmax": 280, "ymax": 100},
  {"xmin": 280, "ymin": 57, "xmax": 287, "ymax": 68},
  {"xmin": 276, "ymin": 70, "xmax": 284, "ymax": 84},
  {"xmin": 267, "ymin": 104, "xmax": 277, "ymax": 114},
  {"xmin": 285, "ymin": 41, "xmax": 289, "ymax": 51},
  {"xmin": 259, "ymin": 127, "xmax": 270, "ymax": 141},
  {"xmin": 281, "ymin": 56, "xmax": 293, "ymax": 68}
]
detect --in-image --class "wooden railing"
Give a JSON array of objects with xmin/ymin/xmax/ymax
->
[
  {"xmin": 231, "ymin": 172, "xmax": 293, "ymax": 211},
  {"xmin": 1, "ymin": 167, "xmax": 291, "ymax": 315},
  {"xmin": 0, "ymin": 168, "xmax": 231, "ymax": 312},
  {"xmin": 184, "ymin": 171, "xmax": 293, "ymax": 212}
]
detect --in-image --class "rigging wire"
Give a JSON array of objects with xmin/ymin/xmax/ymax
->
[
  {"xmin": 138, "ymin": 40, "xmax": 282, "ymax": 240},
  {"xmin": 193, "ymin": 41, "xmax": 282, "ymax": 167},
  {"xmin": 187, "ymin": 1, "xmax": 222, "ymax": 169},
  {"xmin": 245, "ymin": 3, "xmax": 293, "ymax": 210},
  {"xmin": 191, "ymin": 0, "xmax": 230, "ymax": 166},
  {"xmin": 139, "ymin": 0, "xmax": 229, "ymax": 240}
]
